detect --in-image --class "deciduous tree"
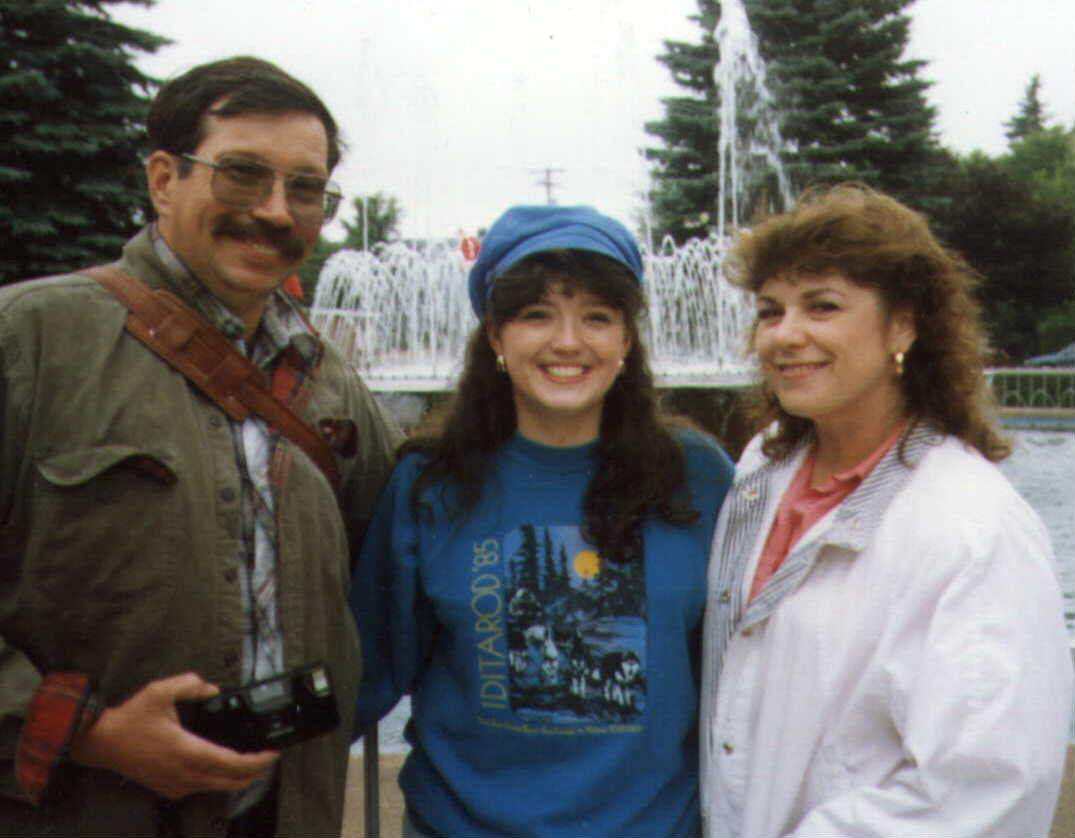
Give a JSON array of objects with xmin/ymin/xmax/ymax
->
[
  {"xmin": 936, "ymin": 126, "xmax": 1074, "ymax": 361},
  {"xmin": 340, "ymin": 192, "xmax": 402, "ymax": 251},
  {"xmin": 296, "ymin": 192, "xmax": 405, "ymax": 298}
]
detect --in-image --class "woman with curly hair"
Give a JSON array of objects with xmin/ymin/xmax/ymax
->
[
  {"xmin": 351, "ymin": 204, "xmax": 734, "ymax": 837},
  {"xmin": 700, "ymin": 183, "xmax": 1072, "ymax": 837}
]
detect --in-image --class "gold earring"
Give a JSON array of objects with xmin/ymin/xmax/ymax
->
[
  {"xmin": 894, "ymin": 351, "xmax": 905, "ymax": 377},
  {"xmin": 618, "ymin": 358, "xmax": 625, "ymax": 373},
  {"xmin": 496, "ymin": 355, "xmax": 507, "ymax": 373}
]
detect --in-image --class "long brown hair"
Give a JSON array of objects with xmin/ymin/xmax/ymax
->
[
  {"xmin": 726, "ymin": 182, "xmax": 1009, "ymax": 461},
  {"xmin": 403, "ymin": 249, "xmax": 700, "ymax": 562}
]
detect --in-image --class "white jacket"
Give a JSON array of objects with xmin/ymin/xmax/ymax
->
[{"xmin": 700, "ymin": 425, "xmax": 1073, "ymax": 838}]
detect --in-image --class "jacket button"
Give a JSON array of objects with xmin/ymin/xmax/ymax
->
[
  {"xmin": 223, "ymin": 567, "xmax": 237, "ymax": 583},
  {"xmin": 722, "ymin": 741, "xmax": 734, "ymax": 754},
  {"xmin": 208, "ymin": 414, "xmax": 223, "ymax": 429},
  {"xmin": 220, "ymin": 487, "xmax": 236, "ymax": 502},
  {"xmin": 719, "ymin": 589, "xmax": 731, "ymax": 603}
]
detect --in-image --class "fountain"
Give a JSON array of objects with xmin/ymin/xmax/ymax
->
[
  {"xmin": 310, "ymin": 0, "xmax": 791, "ymax": 430},
  {"xmin": 713, "ymin": 0, "xmax": 794, "ymax": 237},
  {"xmin": 313, "ymin": 240, "xmax": 473, "ymax": 391},
  {"xmin": 312, "ymin": 235, "xmax": 757, "ymax": 391}
]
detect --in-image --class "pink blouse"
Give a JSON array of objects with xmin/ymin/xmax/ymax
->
[{"xmin": 749, "ymin": 424, "xmax": 907, "ymax": 601}]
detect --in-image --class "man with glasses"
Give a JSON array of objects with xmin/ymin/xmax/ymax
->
[{"xmin": 0, "ymin": 57, "xmax": 401, "ymax": 836}]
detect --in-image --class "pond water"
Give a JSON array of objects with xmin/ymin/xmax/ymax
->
[{"xmin": 998, "ymin": 430, "xmax": 1075, "ymax": 635}]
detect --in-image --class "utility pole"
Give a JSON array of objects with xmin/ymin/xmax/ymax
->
[{"xmin": 530, "ymin": 167, "xmax": 565, "ymax": 205}]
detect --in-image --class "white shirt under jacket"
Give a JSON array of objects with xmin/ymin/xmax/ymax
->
[{"xmin": 700, "ymin": 424, "xmax": 1073, "ymax": 838}]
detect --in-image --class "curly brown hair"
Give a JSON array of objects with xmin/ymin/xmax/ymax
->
[
  {"xmin": 725, "ymin": 182, "xmax": 1010, "ymax": 462},
  {"xmin": 403, "ymin": 249, "xmax": 702, "ymax": 562}
]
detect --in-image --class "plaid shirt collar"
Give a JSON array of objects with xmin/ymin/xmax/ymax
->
[{"xmin": 148, "ymin": 224, "xmax": 318, "ymax": 367}]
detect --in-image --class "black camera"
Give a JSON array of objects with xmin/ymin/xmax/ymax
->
[{"xmin": 178, "ymin": 663, "xmax": 339, "ymax": 752}]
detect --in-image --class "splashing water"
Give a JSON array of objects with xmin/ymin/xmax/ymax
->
[
  {"xmin": 312, "ymin": 241, "xmax": 473, "ymax": 389},
  {"xmin": 311, "ymin": 238, "xmax": 756, "ymax": 390},
  {"xmin": 311, "ymin": 0, "xmax": 791, "ymax": 391},
  {"xmin": 714, "ymin": 0, "xmax": 794, "ymax": 237}
]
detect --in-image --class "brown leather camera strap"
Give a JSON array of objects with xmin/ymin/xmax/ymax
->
[{"xmin": 85, "ymin": 265, "xmax": 340, "ymax": 491}]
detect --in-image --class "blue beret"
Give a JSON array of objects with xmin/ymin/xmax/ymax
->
[{"xmin": 467, "ymin": 205, "xmax": 644, "ymax": 318}]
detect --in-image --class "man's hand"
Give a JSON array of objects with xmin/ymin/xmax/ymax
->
[{"xmin": 69, "ymin": 672, "xmax": 279, "ymax": 800}]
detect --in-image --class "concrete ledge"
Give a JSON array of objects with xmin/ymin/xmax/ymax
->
[
  {"xmin": 342, "ymin": 746, "xmax": 1075, "ymax": 838},
  {"xmin": 999, "ymin": 407, "xmax": 1075, "ymax": 431}
]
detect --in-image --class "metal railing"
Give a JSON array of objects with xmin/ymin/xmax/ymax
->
[{"xmin": 987, "ymin": 368, "xmax": 1075, "ymax": 409}]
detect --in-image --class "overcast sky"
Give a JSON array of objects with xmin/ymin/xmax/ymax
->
[{"xmin": 111, "ymin": 0, "xmax": 1075, "ymax": 241}]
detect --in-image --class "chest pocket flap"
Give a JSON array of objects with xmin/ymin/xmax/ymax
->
[{"xmin": 35, "ymin": 444, "xmax": 178, "ymax": 486}]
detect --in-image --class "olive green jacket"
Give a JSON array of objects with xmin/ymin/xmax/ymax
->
[{"xmin": 0, "ymin": 229, "xmax": 402, "ymax": 836}]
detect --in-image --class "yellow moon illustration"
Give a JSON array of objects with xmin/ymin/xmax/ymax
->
[{"xmin": 574, "ymin": 550, "xmax": 601, "ymax": 578}]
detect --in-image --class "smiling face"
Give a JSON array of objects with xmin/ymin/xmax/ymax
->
[
  {"xmin": 147, "ymin": 108, "xmax": 328, "ymax": 337},
  {"xmin": 754, "ymin": 270, "xmax": 916, "ymax": 439},
  {"xmin": 488, "ymin": 280, "xmax": 631, "ymax": 447}
]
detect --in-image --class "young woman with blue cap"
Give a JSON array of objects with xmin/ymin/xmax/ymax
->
[{"xmin": 351, "ymin": 204, "xmax": 734, "ymax": 837}]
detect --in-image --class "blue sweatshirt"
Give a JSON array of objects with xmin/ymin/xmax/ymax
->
[{"xmin": 351, "ymin": 428, "xmax": 734, "ymax": 837}]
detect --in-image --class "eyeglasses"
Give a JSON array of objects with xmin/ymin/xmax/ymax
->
[{"xmin": 180, "ymin": 154, "xmax": 343, "ymax": 225}]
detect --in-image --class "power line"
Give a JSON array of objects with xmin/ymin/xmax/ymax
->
[{"xmin": 530, "ymin": 167, "xmax": 565, "ymax": 204}]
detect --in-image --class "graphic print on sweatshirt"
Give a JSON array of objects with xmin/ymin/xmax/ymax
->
[{"xmin": 474, "ymin": 524, "xmax": 646, "ymax": 726}]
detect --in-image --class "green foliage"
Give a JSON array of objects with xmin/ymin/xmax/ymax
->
[
  {"xmin": 294, "ymin": 236, "xmax": 342, "ymax": 300},
  {"xmin": 340, "ymin": 193, "xmax": 402, "ymax": 251},
  {"xmin": 647, "ymin": 1, "xmax": 1071, "ymax": 364},
  {"xmin": 755, "ymin": 0, "xmax": 944, "ymax": 205},
  {"xmin": 643, "ymin": 3, "xmax": 721, "ymax": 243},
  {"xmin": 1006, "ymin": 126, "xmax": 1074, "ymax": 204},
  {"xmin": 645, "ymin": 0, "xmax": 944, "ymax": 242},
  {"xmin": 295, "ymin": 192, "xmax": 405, "ymax": 298},
  {"xmin": 1037, "ymin": 300, "xmax": 1074, "ymax": 355},
  {"xmin": 1004, "ymin": 74, "xmax": 1048, "ymax": 145},
  {"xmin": 935, "ymin": 127, "xmax": 1074, "ymax": 362},
  {"xmin": 0, "ymin": 0, "xmax": 169, "ymax": 284}
]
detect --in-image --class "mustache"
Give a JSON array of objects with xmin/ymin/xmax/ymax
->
[{"xmin": 213, "ymin": 216, "xmax": 306, "ymax": 261}]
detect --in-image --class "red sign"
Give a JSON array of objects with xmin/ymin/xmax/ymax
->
[{"xmin": 460, "ymin": 236, "xmax": 481, "ymax": 261}]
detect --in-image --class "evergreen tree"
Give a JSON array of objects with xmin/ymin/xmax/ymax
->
[
  {"xmin": 645, "ymin": 0, "xmax": 943, "ymax": 242},
  {"xmin": 1004, "ymin": 74, "xmax": 1048, "ymax": 145},
  {"xmin": 513, "ymin": 525, "xmax": 540, "ymax": 593},
  {"xmin": 542, "ymin": 528, "xmax": 557, "ymax": 601},
  {"xmin": 643, "ymin": 3, "xmax": 721, "ymax": 243},
  {"xmin": 0, "ymin": 0, "xmax": 168, "ymax": 284}
]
